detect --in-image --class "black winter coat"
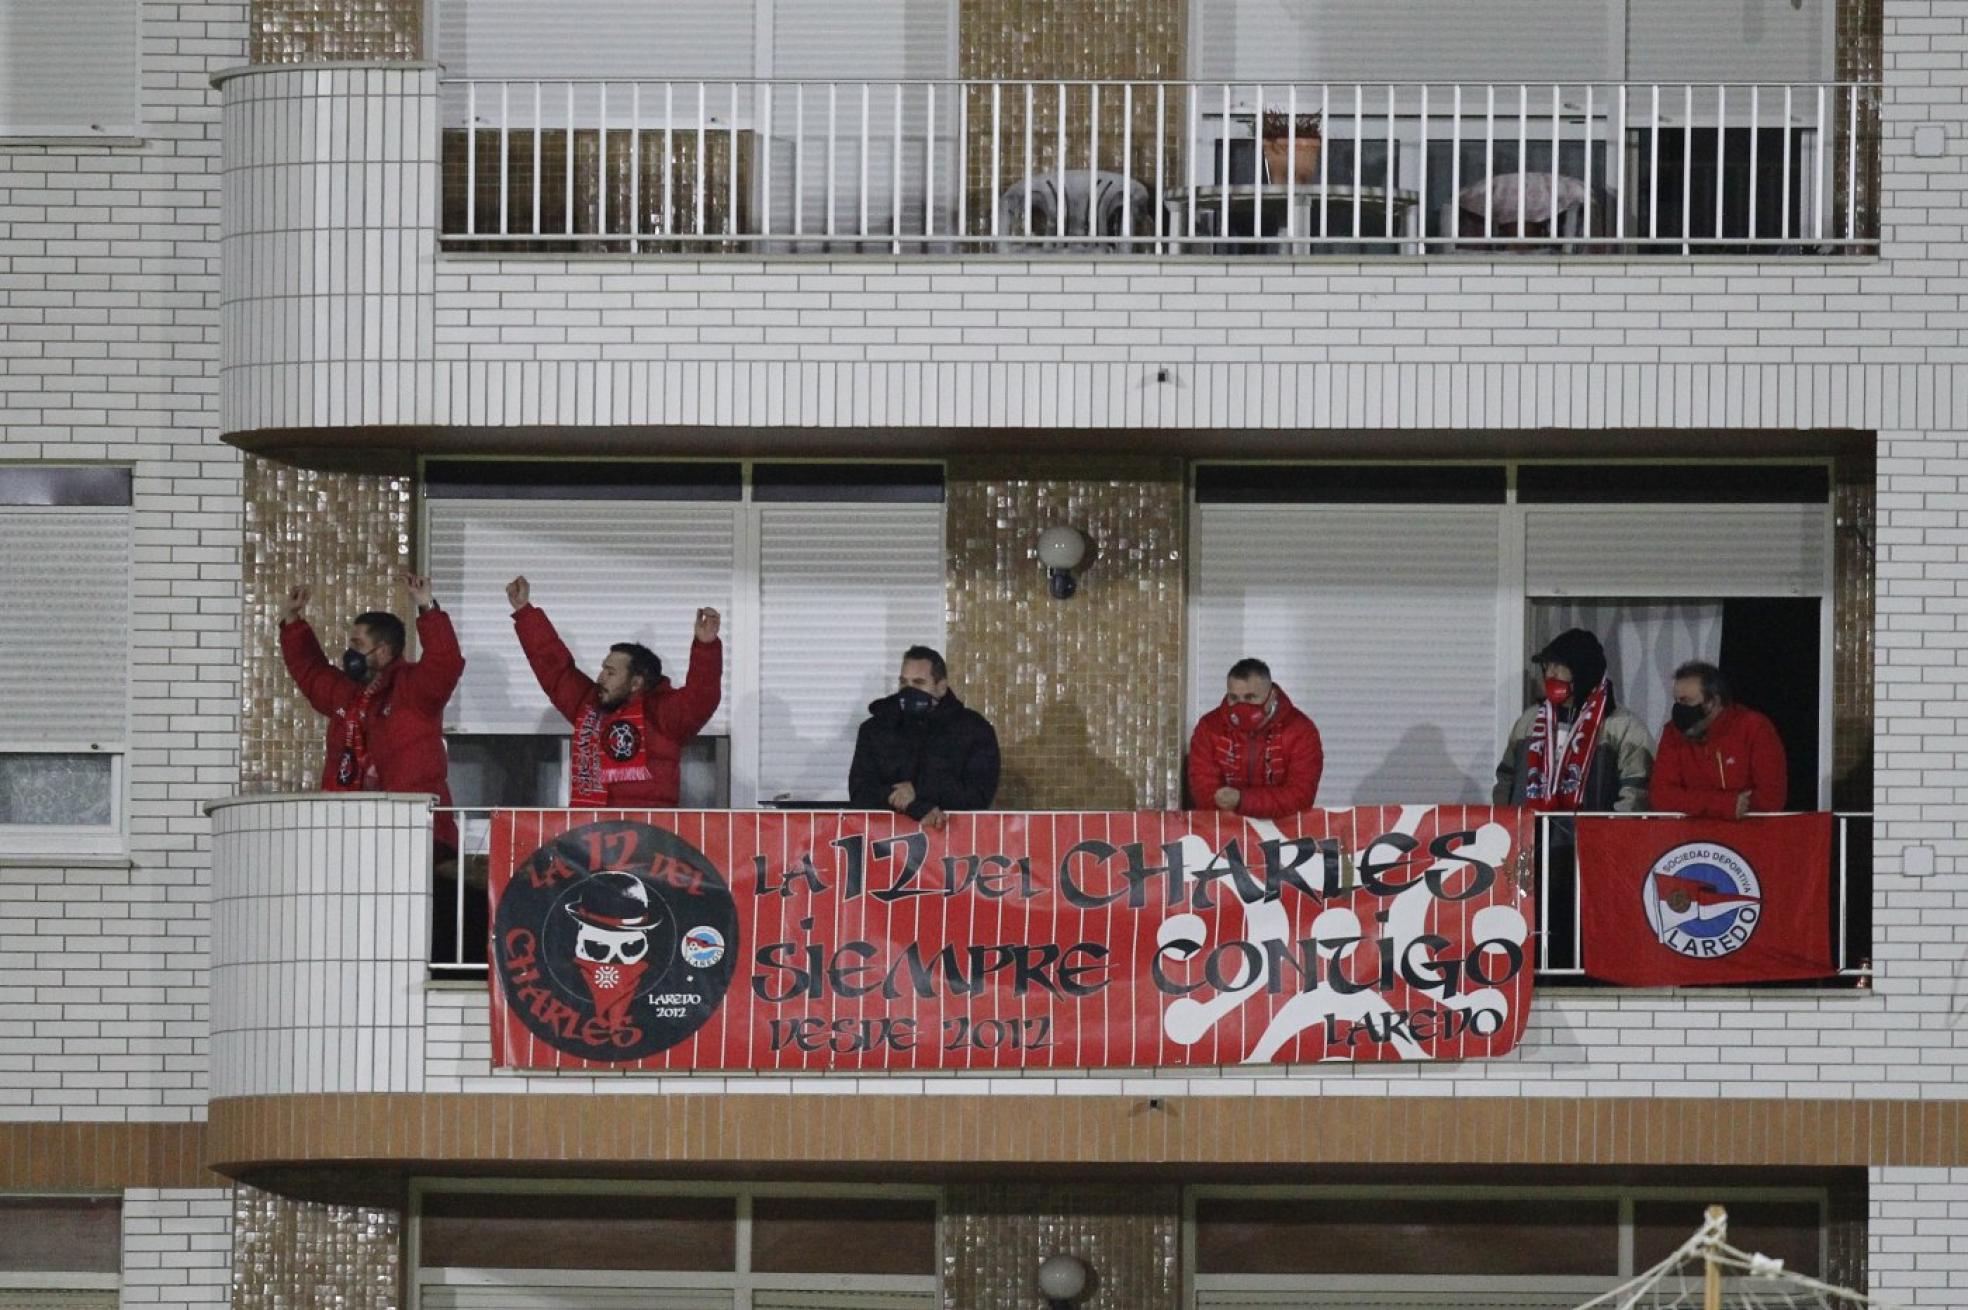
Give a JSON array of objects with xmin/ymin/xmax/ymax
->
[{"xmin": 847, "ymin": 691, "xmax": 1001, "ymax": 820}]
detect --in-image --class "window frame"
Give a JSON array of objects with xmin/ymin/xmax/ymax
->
[
  {"xmin": 0, "ymin": 1191, "xmax": 124, "ymax": 1290},
  {"xmin": 0, "ymin": 473, "xmax": 133, "ymax": 860},
  {"xmin": 418, "ymin": 458, "xmax": 948, "ymax": 811},
  {"xmin": 407, "ymin": 1178, "xmax": 942, "ymax": 1306},
  {"xmin": 0, "ymin": 0, "xmax": 143, "ymax": 142},
  {"xmin": 1183, "ymin": 1181, "xmax": 1829, "ymax": 1305}
]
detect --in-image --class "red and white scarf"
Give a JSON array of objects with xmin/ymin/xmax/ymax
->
[{"xmin": 1523, "ymin": 676, "xmax": 1611, "ymax": 812}]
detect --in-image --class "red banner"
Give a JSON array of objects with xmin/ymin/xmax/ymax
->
[
  {"xmin": 487, "ymin": 806, "xmax": 1536, "ymax": 1071},
  {"xmin": 1576, "ymin": 814, "xmax": 1835, "ymax": 986}
]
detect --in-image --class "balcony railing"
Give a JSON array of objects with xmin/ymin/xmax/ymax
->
[
  {"xmin": 430, "ymin": 808, "xmax": 1873, "ymax": 987},
  {"xmin": 438, "ymin": 78, "xmax": 1881, "ymax": 258}
]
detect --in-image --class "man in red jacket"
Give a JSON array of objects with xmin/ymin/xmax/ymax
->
[
  {"xmin": 279, "ymin": 573, "xmax": 465, "ymax": 849},
  {"xmin": 506, "ymin": 576, "xmax": 722, "ymax": 807},
  {"xmin": 1652, "ymin": 660, "xmax": 1790, "ymax": 819},
  {"xmin": 1187, "ymin": 657, "xmax": 1325, "ymax": 818}
]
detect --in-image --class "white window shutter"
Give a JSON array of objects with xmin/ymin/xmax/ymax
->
[
  {"xmin": 1627, "ymin": 0, "xmax": 1830, "ymax": 84},
  {"xmin": 1190, "ymin": 0, "xmax": 1619, "ymax": 84},
  {"xmin": 426, "ymin": 501, "xmax": 737, "ymax": 735},
  {"xmin": 754, "ymin": 505, "xmax": 945, "ymax": 805},
  {"xmin": 432, "ymin": 0, "xmax": 758, "ymax": 81},
  {"xmin": 1524, "ymin": 506, "xmax": 1830, "ymax": 598},
  {"xmin": 0, "ymin": 509, "xmax": 130, "ymax": 743},
  {"xmin": 1191, "ymin": 505, "xmax": 1503, "ymax": 806},
  {"xmin": 769, "ymin": 0, "xmax": 954, "ymax": 79},
  {"xmin": 0, "ymin": 0, "xmax": 139, "ymax": 137}
]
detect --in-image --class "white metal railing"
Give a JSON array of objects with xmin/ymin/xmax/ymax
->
[
  {"xmin": 437, "ymin": 78, "xmax": 1880, "ymax": 257},
  {"xmin": 429, "ymin": 807, "xmax": 1874, "ymax": 985}
]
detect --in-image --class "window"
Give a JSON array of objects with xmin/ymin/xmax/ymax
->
[
  {"xmin": 1188, "ymin": 461, "xmax": 1836, "ymax": 809},
  {"xmin": 0, "ymin": 0, "xmax": 139, "ymax": 139},
  {"xmin": 0, "ymin": 1195, "xmax": 121, "ymax": 1310},
  {"xmin": 413, "ymin": 1185, "xmax": 937, "ymax": 1308},
  {"xmin": 1189, "ymin": 1184, "xmax": 1835, "ymax": 1309},
  {"xmin": 0, "ymin": 469, "xmax": 131, "ymax": 856},
  {"xmin": 423, "ymin": 461, "xmax": 945, "ymax": 810}
]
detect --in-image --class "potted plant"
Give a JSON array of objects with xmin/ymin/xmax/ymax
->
[{"xmin": 1261, "ymin": 109, "xmax": 1323, "ymax": 186}]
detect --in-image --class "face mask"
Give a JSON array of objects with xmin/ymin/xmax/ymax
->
[
  {"xmin": 1225, "ymin": 700, "xmax": 1269, "ymax": 732},
  {"xmin": 1671, "ymin": 702, "xmax": 1708, "ymax": 734},
  {"xmin": 1542, "ymin": 677, "xmax": 1571, "ymax": 707},
  {"xmin": 342, "ymin": 648, "xmax": 369, "ymax": 680},
  {"xmin": 897, "ymin": 687, "xmax": 937, "ymax": 715}
]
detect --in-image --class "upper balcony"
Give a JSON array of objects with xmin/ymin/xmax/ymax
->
[{"xmin": 436, "ymin": 77, "xmax": 1882, "ymax": 259}]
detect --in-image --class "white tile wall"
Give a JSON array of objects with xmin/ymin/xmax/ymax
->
[
  {"xmin": 0, "ymin": 0, "xmax": 248, "ymax": 1125},
  {"xmin": 216, "ymin": 66, "xmax": 438, "ymax": 435},
  {"xmin": 121, "ymin": 1189, "xmax": 231, "ymax": 1310},
  {"xmin": 6, "ymin": 0, "xmax": 1968, "ymax": 1297},
  {"xmin": 207, "ymin": 795, "xmax": 428, "ymax": 1097}
]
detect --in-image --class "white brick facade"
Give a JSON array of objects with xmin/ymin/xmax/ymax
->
[
  {"xmin": 9, "ymin": 0, "xmax": 1968, "ymax": 1302},
  {"xmin": 120, "ymin": 1189, "xmax": 232, "ymax": 1310},
  {"xmin": 1, "ymin": 0, "xmax": 245, "ymax": 1121}
]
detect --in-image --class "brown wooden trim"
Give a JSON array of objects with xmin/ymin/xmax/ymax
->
[
  {"xmin": 0, "ymin": 1122, "xmax": 217, "ymax": 1191},
  {"xmin": 206, "ymin": 1095, "xmax": 1968, "ymax": 1177},
  {"xmin": 225, "ymin": 425, "xmax": 1874, "ymax": 474}
]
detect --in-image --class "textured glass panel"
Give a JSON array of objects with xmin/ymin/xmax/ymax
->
[
  {"xmin": 419, "ymin": 1194, "xmax": 736, "ymax": 1271},
  {"xmin": 1195, "ymin": 1197, "xmax": 1621, "ymax": 1276},
  {"xmin": 0, "ymin": 1196, "xmax": 121, "ymax": 1273},
  {"xmin": 1634, "ymin": 1200, "xmax": 1822, "ymax": 1278},
  {"xmin": 0, "ymin": 753, "xmax": 113, "ymax": 825},
  {"xmin": 751, "ymin": 1198, "xmax": 936, "ymax": 1275}
]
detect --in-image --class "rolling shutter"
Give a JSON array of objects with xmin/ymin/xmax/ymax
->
[
  {"xmin": 432, "ymin": 0, "xmax": 758, "ymax": 82},
  {"xmin": 426, "ymin": 500, "xmax": 736, "ymax": 735},
  {"xmin": 763, "ymin": 2, "xmax": 957, "ymax": 239},
  {"xmin": 1189, "ymin": 0, "xmax": 1620, "ymax": 85},
  {"xmin": 0, "ymin": 509, "xmax": 130, "ymax": 744},
  {"xmin": 1190, "ymin": 505, "xmax": 1503, "ymax": 806},
  {"xmin": 755, "ymin": 505, "xmax": 945, "ymax": 805},
  {"xmin": 769, "ymin": 0, "xmax": 954, "ymax": 79},
  {"xmin": 1627, "ymin": 0, "xmax": 1831, "ymax": 84},
  {"xmin": 0, "ymin": 0, "xmax": 138, "ymax": 137},
  {"xmin": 1523, "ymin": 505, "xmax": 1829, "ymax": 597}
]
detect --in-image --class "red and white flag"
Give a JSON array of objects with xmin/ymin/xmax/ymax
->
[{"xmin": 1577, "ymin": 814, "xmax": 1835, "ymax": 986}]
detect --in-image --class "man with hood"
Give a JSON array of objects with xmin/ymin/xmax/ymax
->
[
  {"xmin": 847, "ymin": 645, "xmax": 1000, "ymax": 831},
  {"xmin": 1493, "ymin": 627, "xmax": 1654, "ymax": 813},
  {"xmin": 506, "ymin": 576, "xmax": 722, "ymax": 807},
  {"xmin": 279, "ymin": 573, "xmax": 465, "ymax": 849},
  {"xmin": 1187, "ymin": 657, "xmax": 1325, "ymax": 817}
]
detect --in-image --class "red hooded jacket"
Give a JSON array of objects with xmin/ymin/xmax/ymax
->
[
  {"xmin": 1651, "ymin": 703, "xmax": 1790, "ymax": 818},
  {"xmin": 1187, "ymin": 686, "xmax": 1325, "ymax": 818},
  {"xmin": 513, "ymin": 604, "xmax": 722, "ymax": 807},
  {"xmin": 280, "ymin": 609, "xmax": 465, "ymax": 847}
]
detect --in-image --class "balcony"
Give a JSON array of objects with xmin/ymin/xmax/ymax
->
[
  {"xmin": 205, "ymin": 794, "xmax": 1876, "ymax": 1097},
  {"xmin": 438, "ymin": 78, "xmax": 1881, "ymax": 259},
  {"xmin": 426, "ymin": 808, "xmax": 1872, "ymax": 985}
]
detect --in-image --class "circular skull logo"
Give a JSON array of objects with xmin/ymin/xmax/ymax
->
[
  {"xmin": 493, "ymin": 820, "xmax": 739, "ymax": 1062},
  {"xmin": 605, "ymin": 720, "xmax": 642, "ymax": 762}
]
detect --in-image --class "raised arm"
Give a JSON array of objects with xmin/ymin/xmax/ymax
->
[
  {"xmin": 508, "ymin": 577, "xmax": 596, "ymax": 723},
  {"xmin": 277, "ymin": 585, "xmax": 351, "ymax": 716},
  {"xmin": 401, "ymin": 573, "xmax": 465, "ymax": 711},
  {"xmin": 652, "ymin": 608, "xmax": 724, "ymax": 742}
]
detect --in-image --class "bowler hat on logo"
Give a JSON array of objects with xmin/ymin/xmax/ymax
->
[{"xmin": 563, "ymin": 871, "xmax": 663, "ymax": 931}]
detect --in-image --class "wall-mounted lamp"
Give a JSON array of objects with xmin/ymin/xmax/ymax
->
[
  {"xmin": 1036, "ymin": 525, "xmax": 1087, "ymax": 600},
  {"xmin": 1037, "ymin": 1252, "xmax": 1089, "ymax": 1309}
]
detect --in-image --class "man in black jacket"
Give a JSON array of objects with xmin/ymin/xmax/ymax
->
[{"xmin": 847, "ymin": 645, "xmax": 1000, "ymax": 831}]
